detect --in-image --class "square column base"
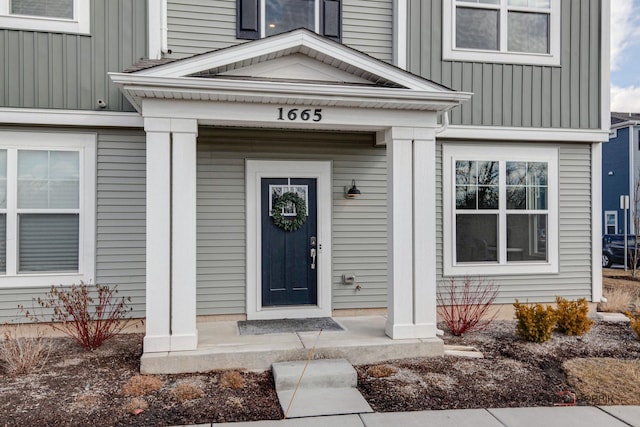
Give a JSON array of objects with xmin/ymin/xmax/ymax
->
[
  {"xmin": 385, "ymin": 320, "xmax": 439, "ymax": 340},
  {"xmin": 144, "ymin": 334, "xmax": 172, "ymax": 353}
]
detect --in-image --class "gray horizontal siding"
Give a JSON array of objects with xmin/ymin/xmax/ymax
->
[
  {"xmin": 167, "ymin": 0, "xmax": 241, "ymax": 58},
  {"xmin": 166, "ymin": 0, "xmax": 393, "ymax": 63},
  {"xmin": 408, "ymin": 0, "xmax": 601, "ymax": 129},
  {"xmin": 196, "ymin": 128, "xmax": 387, "ymax": 316},
  {"xmin": 0, "ymin": 0, "xmax": 147, "ymax": 111},
  {"xmin": 0, "ymin": 127, "xmax": 147, "ymax": 323},
  {"xmin": 341, "ymin": 0, "xmax": 393, "ymax": 63},
  {"xmin": 95, "ymin": 129, "xmax": 147, "ymax": 318},
  {"xmin": 436, "ymin": 141, "xmax": 593, "ymax": 303}
]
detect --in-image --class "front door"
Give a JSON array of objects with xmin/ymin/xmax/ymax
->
[{"xmin": 261, "ymin": 178, "xmax": 318, "ymax": 306}]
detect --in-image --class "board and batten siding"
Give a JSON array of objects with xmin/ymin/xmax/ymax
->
[
  {"xmin": 0, "ymin": 128, "xmax": 147, "ymax": 323},
  {"xmin": 166, "ymin": 0, "xmax": 392, "ymax": 63},
  {"xmin": 436, "ymin": 141, "xmax": 593, "ymax": 302},
  {"xmin": 0, "ymin": 0, "xmax": 147, "ymax": 112},
  {"xmin": 196, "ymin": 128, "xmax": 387, "ymax": 315},
  {"xmin": 408, "ymin": 0, "xmax": 601, "ymax": 129}
]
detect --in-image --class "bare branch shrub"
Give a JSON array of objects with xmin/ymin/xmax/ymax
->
[
  {"xmin": 437, "ymin": 276, "xmax": 499, "ymax": 336},
  {"xmin": 0, "ymin": 324, "xmax": 53, "ymax": 375},
  {"xmin": 20, "ymin": 282, "xmax": 134, "ymax": 351}
]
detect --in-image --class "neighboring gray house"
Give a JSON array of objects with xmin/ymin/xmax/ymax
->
[{"xmin": 1, "ymin": 1, "xmax": 609, "ymax": 369}]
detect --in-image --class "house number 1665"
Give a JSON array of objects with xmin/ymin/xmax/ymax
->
[{"xmin": 277, "ymin": 108, "xmax": 322, "ymax": 122}]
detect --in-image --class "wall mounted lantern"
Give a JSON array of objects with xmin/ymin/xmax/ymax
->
[{"xmin": 345, "ymin": 180, "xmax": 361, "ymax": 199}]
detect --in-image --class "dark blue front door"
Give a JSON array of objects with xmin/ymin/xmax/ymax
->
[{"xmin": 261, "ymin": 178, "xmax": 318, "ymax": 306}]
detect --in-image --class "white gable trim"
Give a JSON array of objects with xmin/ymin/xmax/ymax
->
[{"xmin": 132, "ymin": 29, "xmax": 445, "ymax": 92}]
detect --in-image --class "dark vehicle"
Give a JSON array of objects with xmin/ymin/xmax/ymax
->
[{"xmin": 602, "ymin": 234, "xmax": 640, "ymax": 268}]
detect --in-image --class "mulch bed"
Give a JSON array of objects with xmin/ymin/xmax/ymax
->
[{"xmin": 2, "ymin": 303, "xmax": 640, "ymax": 425}]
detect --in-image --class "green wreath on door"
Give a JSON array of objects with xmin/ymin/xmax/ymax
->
[{"xmin": 271, "ymin": 192, "xmax": 307, "ymax": 232}]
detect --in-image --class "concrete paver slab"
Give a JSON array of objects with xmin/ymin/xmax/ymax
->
[
  {"xmin": 599, "ymin": 406, "xmax": 640, "ymax": 427},
  {"xmin": 212, "ymin": 414, "xmax": 364, "ymax": 426},
  {"xmin": 277, "ymin": 388, "xmax": 373, "ymax": 418},
  {"xmin": 488, "ymin": 406, "xmax": 631, "ymax": 427},
  {"xmin": 272, "ymin": 359, "xmax": 357, "ymax": 390},
  {"xmin": 595, "ymin": 313, "xmax": 630, "ymax": 322},
  {"xmin": 361, "ymin": 409, "xmax": 503, "ymax": 427}
]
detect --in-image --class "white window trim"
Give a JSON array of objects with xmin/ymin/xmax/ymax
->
[
  {"xmin": 0, "ymin": 130, "xmax": 96, "ymax": 288},
  {"xmin": 0, "ymin": 0, "xmax": 90, "ymax": 34},
  {"xmin": 260, "ymin": 0, "xmax": 320, "ymax": 38},
  {"xmin": 443, "ymin": 144, "xmax": 559, "ymax": 276},
  {"xmin": 442, "ymin": 0, "xmax": 560, "ymax": 66},
  {"xmin": 604, "ymin": 210, "xmax": 618, "ymax": 235}
]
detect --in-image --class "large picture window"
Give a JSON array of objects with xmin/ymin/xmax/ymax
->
[
  {"xmin": 443, "ymin": 145, "xmax": 558, "ymax": 275},
  {"xmin": 443, "ymin": 0, "xmax": 560, "ymax": 66},
  {"xmin": 0, "ymin": 0, "xmax": 89, "ymax": 34},
  {"xmin": 0, "ymin": 131, "xmax": 95, "ymax": 288}
]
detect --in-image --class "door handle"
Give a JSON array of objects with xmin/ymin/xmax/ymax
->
[{"xmin": 310, "ymin": 248, "xmax": 316, "ymax": 270}]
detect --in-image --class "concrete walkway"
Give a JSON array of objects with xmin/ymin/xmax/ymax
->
[{"xmin": 193, "ymin": 406, "xmax": 640, "ymax": 427}]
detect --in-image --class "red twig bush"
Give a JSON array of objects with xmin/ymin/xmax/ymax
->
[
  {"xmin": 437, "ymin": 276, "xmax": 499, "ymax": 336},
  {"xmin": 20, "ymin": 283, "xmax": 134, "ymax": 351}
]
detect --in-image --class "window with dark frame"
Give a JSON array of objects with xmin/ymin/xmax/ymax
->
[{"xmin": 237, "ymin": 0, "xmax": 341, "ymax": 41}]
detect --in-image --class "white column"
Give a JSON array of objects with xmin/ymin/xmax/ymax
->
[
  {"xmin": 413, "ymin": 128, "xmax": 438, "ymax": 337},
  {"xmin": 144, "ymin": 118, "xmax": 172, "ymax": 352},
  {"xmin": 170, "ymin": 119, "xmax": 198, "ymax": 351},
  {"xmin": 385, "ymin": 127, "xmax": 415, "ymax": 339},
  {"xmin": 592, "ymin": 142, "xmax": 603, "ymax": 302}
]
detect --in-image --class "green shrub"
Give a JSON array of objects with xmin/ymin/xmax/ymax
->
[
  {"xmin": 625, "ymin": 311, "xmax": 640, "ymax": 341},
  {"xmin": 555, "ymin": 297, "xmax": 593, "ymax": 336},
  {"xmin": 513, "ymin": 300, "xmax": 557, "ymax": 343}
]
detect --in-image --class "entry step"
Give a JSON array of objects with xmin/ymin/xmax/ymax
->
[
  {"xmin": 277, "ymin": 387, "xmax": 373, "ymax": 419},
  {"xmin": 272, "ymin": 359, "xmax": 373, "ymax": 418},
  {"xmin": 272, "ymin": 358, "xmax": 357, "ymax": 390}
]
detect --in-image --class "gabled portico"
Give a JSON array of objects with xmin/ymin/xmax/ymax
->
[{"xmin": 110, "ymin": 29, "xmax": 470, "ymax": 362}]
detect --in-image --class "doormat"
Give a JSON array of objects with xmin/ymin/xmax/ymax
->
[{"xmin": 238, "ymin": 317, "xmax": 344, "ymax": 336}]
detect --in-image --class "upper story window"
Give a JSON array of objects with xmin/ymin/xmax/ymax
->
[
  {"xmin": 237, "ymin": 0, "xmax": 341, "ymax": 42},
  {"xmin": 443, "ymin": 0, "xmax": 560, "ymax": 66},
  {"xmin": 443, "ymin": 144, "xmax": 558, "ymax": 276},
  {"xmin": 0, "ymin": 0, "xmax": 90, "ymax": 34}
]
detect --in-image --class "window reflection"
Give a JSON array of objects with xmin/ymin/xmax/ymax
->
[
  {"xmin": 265, "ymin": 0, "xmax": 315, "ymax": 36},
  {"xmin": 456, "ymin": 160, "xmax": 499, "ymax": 210},
  {"xmin": 456, "ymin": 214, "xmax": 498, "ymax": 262}
]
